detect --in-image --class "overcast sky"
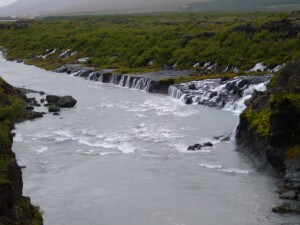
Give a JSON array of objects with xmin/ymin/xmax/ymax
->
[{"xmin": 0, "ymin": 0, "xmax": 17, "ymax": 7}]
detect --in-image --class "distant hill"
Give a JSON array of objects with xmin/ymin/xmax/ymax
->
[
  {"xmin": 0, "ymin": 0, "xmax": 299, "ymax": 17},
  {"xmin": 186, "ymin": 0, "xmax": 300, "ymax": 11},
  {"xmin": 0, "ymin": 0, "xmax": 202, "ymax": 16}
]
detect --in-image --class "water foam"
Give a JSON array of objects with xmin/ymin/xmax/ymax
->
[{"xmin": 35, "ymin": 146, "xmax": 48, "ymax": 154}]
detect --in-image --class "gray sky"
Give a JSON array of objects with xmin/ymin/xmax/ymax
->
[{"xmin": 0, "ymin": 0, "xmax": 17, "ymax": 7}]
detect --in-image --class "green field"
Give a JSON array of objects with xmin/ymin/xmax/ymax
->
[{"xmin": 0, "ymin": 12, "xmax": 299, "ymax": 72}]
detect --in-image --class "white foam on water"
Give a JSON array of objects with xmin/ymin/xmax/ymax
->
[
  {"xmin": 99, "ymin": 152, "xmax": 119, "ymax": 156},
  {"xmin": 53, "ymin": 130, "xmax": 78, "ymax": 142},
  {"xmin": 135, "ymin": 113, "xmax": 147, "ymax": 118},
  {"xmin": 141, "ymin": 154, "xmax": 159, "ymax": 158},
  {"xmin": 117, "ymin": 142, "xmax": 136, "ymax": 154},
  {"xmin": 14, "ymin": 134, "xmax": 23, "ymax": 142},
  {"xmin": 35, "ymin": 146, "xmax": 48, "ymax": 155},
  {"xmin": 218, "ymin": 168, "xmax": 250, "ymax": 174},
  {"xmin": 198, "ymin": 163, "xmax": 250, "ymax": 174},
  {"xmin": 99, "ymin": 103, "xmax": 115, "ymax": 108},
  {"xmin": 133, "ymin": 125, "xmax": 182, "ymax": 143},
  {"xmin": 198, "ymin": 163, "xmax": 222, "ymax": 169}
]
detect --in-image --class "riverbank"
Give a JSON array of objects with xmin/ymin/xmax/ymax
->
[{"xmin": 0, "ymin": 78, "xmax": 43, "ymax": 225}]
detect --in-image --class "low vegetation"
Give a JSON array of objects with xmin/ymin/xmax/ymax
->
[{"xmin": 0, "ymin": 12, "xmax": 299, "ymax": 73}]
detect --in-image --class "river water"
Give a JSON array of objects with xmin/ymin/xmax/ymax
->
[{"xmin": 0, "ymin": 56, "xmax": 299, "ymax": 225}]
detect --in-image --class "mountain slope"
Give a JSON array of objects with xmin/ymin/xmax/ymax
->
[
  {"xmin": 187, "ymin": 0, "xmax": 300, "ymax": 11},
  {"xmin": 0, "ymin": 0, "xmax": 203, "ymax": 16}
]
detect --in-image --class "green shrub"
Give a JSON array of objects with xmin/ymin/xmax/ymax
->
[{"xmin": 244, "ymin": 109, "xmax": 271, "ymax": 139}]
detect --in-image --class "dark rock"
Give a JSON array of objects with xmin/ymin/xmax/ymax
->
[
  {"xmin": 185, "ymin": 97, "xmax": 193, "ymax": 105},
  {"xmin": 48, "ymin": 105, "xmax": 60, "ymax": 112},
  {"xmin": 39, "ymin": 91, "xmax": 45, "ymax": 95},
  {"xmin": 280, "ymin": 190, "xmax": 297, "ymax": 200},
  {"xmin": 193, "ymin": 144, "xmax": 203, "ymax": 150},
  {"xmin": 53, "ymin": 112, "xmax": 60, "ymax": 116},
  {"xmin": 272, "ymin": 202, "xmax": 300, "ymax": 214},
  {"xmin": 56, "ymin": 96, "xmax": 77, "ymax": 108},
  {"xmin": 226, "ymin": 82, "xmax": 235, "ymax": 91},
  {"xmin": 27, "ymin": 111, "xmax": 44, "ymax": 120},
  {"xmin": 33, "ymin": 102, "xmax": 41, "ymax": 107},
  {"xmin": 46, "ymin": 95, "xmax": 60, "ymax": 104},
  {"xmin": 221, "ymin": 136, "xmax": 231, "ymax": 142},
  {"xmin": 272, "ymin": 203, "xmax": 293, "ymax": 214},
  {"xmin": 187, "ymin": 146, "xmax": 196, "ymax": 151},
  {"xmin": 232, "ymin": 19, "xmax": 300, "ymax": 38},
  {"xmin": 40, "ymin": 98, "xmax": 45, "ymax": 103},
  {"xmin": 25, "ymin": 105, "xmax": 34, "ymax": 111},
  {"xmin": 244, "ymin": 99, "xmax": 252, "ymax": 107},
  {"xmin": 238, "ymin": 79, "xmax": 250, "ymax": 88},
  {"xmin": 26, "ymin": 97, "xmax": 36, "ymax": 103},
  {"xmin": 209, "ymin": 92, "xmax": 218, "ymax": 99},
  {"xmin": 213, "ymin": 135, "xmax": 224, "ymax": 140},
  {"xmin": 203, "ymin": 142, "xmax": 213, "ymax": 147},
  {"xmin": 220, "ymin": 76, "xmax": 230, "ymax": 82},
  {"xmin": 188, "ymin": 84, "xmax": 196, "ymax": 90},
  {"xmin": 44, "ymin": 103, "xmax": 52, "ymax": 107}
]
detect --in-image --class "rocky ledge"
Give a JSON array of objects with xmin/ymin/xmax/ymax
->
[
  {"xmin": 235, "ymin": 60, "xmax": 300, "ymax": 214},
  {"xmin": 54, "ymin": 64, "xmax": 191, "ymax": 94}
]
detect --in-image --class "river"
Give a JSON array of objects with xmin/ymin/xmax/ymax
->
[{"xmin": 0, "ymin": 55, "xmax": 299, "ymax": 225}]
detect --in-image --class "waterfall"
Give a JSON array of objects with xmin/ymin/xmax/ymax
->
[{"xmin": 168, "ymin": 75, "xmax": 271, "ymax": 113}]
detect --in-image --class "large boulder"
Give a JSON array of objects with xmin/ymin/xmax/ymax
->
[
  {"xmin": 46, "ymin": 95, "xmax": 60, "ymax": 104},
  {"xmin": 56, "ymin": 96, "xmax": 77, "ymax": 108}
]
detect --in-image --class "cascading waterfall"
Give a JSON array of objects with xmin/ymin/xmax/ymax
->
[
  {"xmin": 54, "ymin": 64, "xmax": 271, "ymax": 112},
  {"xmin": 57, "ymin": 64, "xmax": 155, "ymax": 92},
  {"xmin": 168, "ymin": 75, "xmax": 271, "ymax": 113}
]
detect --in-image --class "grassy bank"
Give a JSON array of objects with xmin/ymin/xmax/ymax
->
[{"xmin": 0, "ymin": 11, "xmax": 299, "ymax": 73}]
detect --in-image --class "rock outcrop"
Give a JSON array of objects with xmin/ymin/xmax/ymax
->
[{"xmin": 235, "ymin": 60, "xmax": 300, "ymax": 213}]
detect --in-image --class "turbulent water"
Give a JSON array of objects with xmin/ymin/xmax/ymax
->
[
  {"xmin": 0, "ymin": 56, "xmax": 299, "ymax": 225},
  {"xmin": 168, "ymin": 75, "xmax": 271, "ymax": 113}
]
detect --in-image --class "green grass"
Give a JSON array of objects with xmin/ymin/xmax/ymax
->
[{"xmin": 0, "ymin": 12, "xmax": 299, "ymax": 72}]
